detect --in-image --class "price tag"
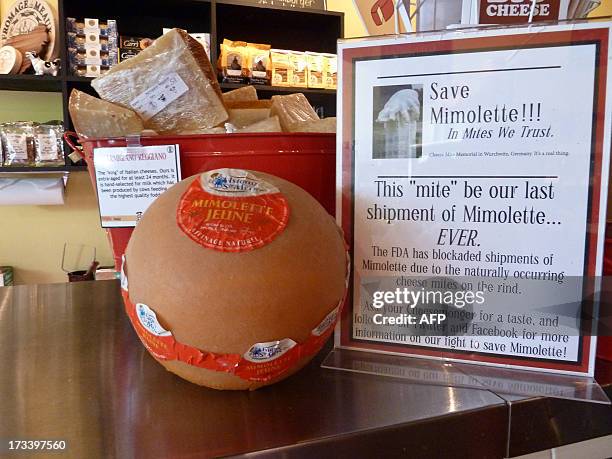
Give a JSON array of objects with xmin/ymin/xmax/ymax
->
[
  {"xmin": 93, "ymin": 144, "xmax": 181, "ymax": 228},
  {"xmin": 130, "ymin": 72, "xmax": 189, "ymax": 121}
]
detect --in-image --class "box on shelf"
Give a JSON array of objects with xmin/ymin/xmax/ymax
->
[
  {"xmin": 66, "ymin": 18, "xmax": 117, "ymax": 37},
  {"xmin": 323, "ymin": 53, "xmax": 337, "ymax": 89},
  {"xmin": 120, "ymin": 36, "xmax": 153, "ymax": 50},
  {"xmin": 270, "ymin": 49, "xmax": 293, "ymax": 87},
  {"xmin": 66, "ymin": 17, "xmax": 118, "ymax": 77},
  {"xmin": 306, "ymin": 51, "xmax": 326, "ymax": 89},
  {"xmin": 119, "ymin": 36, "xmax": 154, "ymax": 62},
  {"xmin": 67, "ymin": 33, "xmax": 114, "ymax": 52},
  {"xmin": 68, "ymin": 48, "xmax": 117, "ymax": 67},
  {"xmin": 289, "ymin": 51, "xmax": 308, "ymax": 88}
]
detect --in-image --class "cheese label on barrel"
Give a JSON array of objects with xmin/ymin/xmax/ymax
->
[{"xmin": 177, "ymin": 169, "xmax": 290, "ymax": 252}]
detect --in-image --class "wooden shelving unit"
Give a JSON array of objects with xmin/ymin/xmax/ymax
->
[{"xmin": 0, "ymin": 0, "xmax": 343, "ymax": 171}]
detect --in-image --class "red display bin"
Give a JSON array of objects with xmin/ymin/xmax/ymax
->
[
  {"xmin": 66, "ymin": 132, "xmax": 336, "ymax": 270},
  {"xmin": 598, "ymin": 227, "xmax": 612, "ymax": 362}
]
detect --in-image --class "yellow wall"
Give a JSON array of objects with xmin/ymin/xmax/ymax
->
[
  {"xmin": 591, "ymin": 2, "xmax": 612, "ymax": 17},
  {"xmin": 0, "ymin": 91, "xmax": 62, "ymax": 123},
  {"xmin": 0, "ymin": 172, "xmax": 114, "ymax": 284},
  {"xmin": 0, "ymin": 92, "xmax": 113, "ymax": 285},
  {"xmin": 327, "ymin": 0, "xmax": 367, "ymax": 38}
]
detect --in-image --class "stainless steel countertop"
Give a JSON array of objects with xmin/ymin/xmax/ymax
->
[{"xmin": 0, "ymin": 281, "xmax": 610, "ymax": 458}]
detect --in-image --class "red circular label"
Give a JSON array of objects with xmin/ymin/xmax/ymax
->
[{"xmin": 176, "ymin": 169, "xmax": 290, "ymax": 252}]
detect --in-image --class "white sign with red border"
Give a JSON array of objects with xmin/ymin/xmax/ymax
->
[{"xmin": 336, "ymin": 22, "xmax": 611, "ymax": 376}]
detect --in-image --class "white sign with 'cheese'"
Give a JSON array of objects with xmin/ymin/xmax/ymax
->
[{"xmin": 94, "ymin": 144, "xmax": 181, "ymax": 228}]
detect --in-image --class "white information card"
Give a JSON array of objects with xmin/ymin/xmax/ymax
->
[{"xmin": 94, "ymin": 144, "xmax": 181, "ymax": 228}]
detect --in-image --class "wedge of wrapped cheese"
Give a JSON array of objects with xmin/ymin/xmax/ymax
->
[
  {"xmin": 288, "ymin": 117, "xmax": 336, "ymax": 133},
  {"xmin": 227, "ymin": 108, "xmax": 270, "ymax": 128},
  {"xmin": 225, "ymin": 100, "xmax": 272, "ymax": 109},
  {"xmin": 270, "ymin": 93, "xmax": 319, "ymax": 132},
  {"xmin": 236, "ymin": 116, "xmax": 282, "ymax": 133},
  {"xmin": 69, "ymin": 89, "xmax": 144, "ymax": 138},
  {"xmin": 92, "ymin": 28, "xmax": 227, "ymax": 135},
  {"xmin": 222, "ymin": 85, "xmax": 258, "ymax": 104}
]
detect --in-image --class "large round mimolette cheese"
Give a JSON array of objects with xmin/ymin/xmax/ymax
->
[{"xmin": 124, "ymin": 169, "xmax": 347, "ymax": 390}]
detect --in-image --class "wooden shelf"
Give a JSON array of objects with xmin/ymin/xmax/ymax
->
[
  {"xmin": 219, "ymin": 82, "xmax": 335, "ymax": 95},
  {"xmin": 0, "ymin": 74, "xmax": 62, "ymax": 92}
]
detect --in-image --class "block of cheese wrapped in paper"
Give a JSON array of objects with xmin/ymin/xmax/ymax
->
[
  {"xmin": 92, "ymin": 28, "xmax": 228, "ymax": 135},
  {"xmin": 236, "ymin": 116, "xmax": 282, "ymax": 133},
  {"xmin": 222, "ymin": 85, "xmax": 258, "ymax": 104},
  {"xmin": 227, "ymin": 108, "xmax": 270, "ymax": 128},
  {"xmin": 69, "ymin": 89, "xmax": 144, "ymax": 139},
  {"xmin": 289, "ymin": 117, "xmax": 336, "ymax": 133},
  {"xmin": 270, "ymin": 93, "xmax": 319, "ymax": 132}
]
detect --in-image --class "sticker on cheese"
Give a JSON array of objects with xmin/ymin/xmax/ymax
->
[
  {"xmin": 312, "ymin": 307, "xmax": 339, "ymax": 336},
  {"xmin": 130, "ymin": 72, "xmax": 189, "ymax": 121},
  {"xmin": 124, "ymin": 170, "xmax": 348, "ymax": 390},
  {"xmin": 136, "ymin": 303, "xmax": 172, "ymax": 337},
  {"xmin": 176, "ymin": 169, "xmax": 289, "ymax": 252},
  {"xmin": 243, "ymin": 339, "xmax": 297, "ymax": 363}
]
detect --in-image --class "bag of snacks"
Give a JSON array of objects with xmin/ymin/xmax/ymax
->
[
  {"xmin": 247, "ymin": 42, "xmax": 271, "ymax": 85},
  {"xmin": 34, "ymin": 121, "xmax": 65, "ymax": 166},
  {"xmin": 220, "ymin": 39, "xmax": 248, "ymax": 83},
  {"xmin": 0, "ymin": 121, "xmax": 34, "ymax": 166}
]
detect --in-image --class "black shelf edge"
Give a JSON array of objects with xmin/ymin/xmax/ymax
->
[
  {"xmin": 215, "ymin": 0, "xmax": 342, "ymax": 17},
  {"xmin": 65, "ymin": 76, "xmax": 94, "ymax": 83},
  {"xmin": 219, "ymin": 82, "xmax": 335, "ymax": 95},
  {"xmin": 0, "ymin": 165, "xmax": 86, "ymax": 172},
  {"xmin": 0, "ymin": 74, "xmax": 62, "ymax": 92}
]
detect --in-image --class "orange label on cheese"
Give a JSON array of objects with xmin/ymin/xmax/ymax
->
[{"xmin": 176, "ymin": 169, "xmax": 289, "ymax": 252}]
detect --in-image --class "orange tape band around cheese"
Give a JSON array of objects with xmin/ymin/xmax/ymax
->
[{"xmin": 121, "ymin": 273, "xmax": 345, "ymax": 382}]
